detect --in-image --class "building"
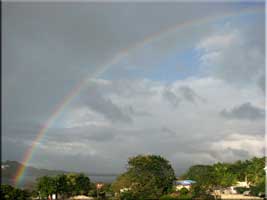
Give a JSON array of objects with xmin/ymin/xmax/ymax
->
[
  {"xmin": 120, "ymin": 187, "xmax": 131, "ymax": 193},
  {"xmin": 174, "ymin": 180, "xmax": 196, "ymax": 191},
  {"xmin": 1, "ymin": 164, "xmax": 9, "ymax": 169},
  {"xmin": 70, "ymin": 195, "xmax": 94, "ymax": 200}
]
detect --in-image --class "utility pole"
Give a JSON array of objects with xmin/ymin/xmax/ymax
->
[{"xmin": 96, "ymin": 183, "xmax": 104, "ymax": 199}]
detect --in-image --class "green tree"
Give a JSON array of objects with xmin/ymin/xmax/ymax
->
[
  {"xmin": 112, "ymin": 154, "xmax": 176, "ymax": 200},
  {"xmin": 213, "ymin": 162, "xmax": 237, "ymax": 187},
  {"xmin": 88, "ymin": 182, "xmax": 97, "ymax": 197},
  {"xmin": 1, "ymin": 184, "xmax": 30, "ymax": 200},
  {"xmin": 183, "ymin": 165, "xmax": 215, "ymax": 191},
  {"xmin": 112, "ymin": 173, "xmax": 132, "ymax": 193},
  {"xmin": 66, "ymin": 173, "xmax": 90, "ymax": 196},
  {"xmin": 246, "ymin": 157, "xmax": 265, "ymax": 185},
  {"xmin": 36, "ymin": 173, "xmax": 91, "ymax": 198},
  {"xmin": 55, "ymin": 174, "xmax": 69, "ymax": 199},
  {"xmin": 228, "ymin": 160, "xmax": 250, "ymax": 181},
  {"xmin": 36, "ymin": 176, "xmax": 57, "ymax": 199}
]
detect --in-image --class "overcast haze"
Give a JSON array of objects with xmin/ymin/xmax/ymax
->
[{"xmin": 2, "ymin": 1, "xmax": 265, "ymax": 175}]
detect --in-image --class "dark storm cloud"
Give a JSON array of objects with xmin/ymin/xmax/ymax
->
[
  {"xmin": 162, "ymin": 86, "xmax": 204, "ymax": 107},
  {"xmin": 80, "ymin": 88, "xmax": 132, "ymax": 123},
  {"xmin": 220, "ymin": 102, "xmax": 265, "ymax": 121},
  {"xmin": 258, "ymin": 75, "xmax": 265, "ymax": 93},
  {"xmin": 161, "ymin": 127, "xmax": 176, "ymax": 137},
  {"xmin": 178, "ymin": 86, "xmax": 205, "ymax": 103},
  {"xmin": 4, "ymin": 2, "xmax": 199, "ymax": 129},
  {"xmin": 2, "ymin": 2, "xmax": 265, "ymax": 174},
  {"xmin": 197, "ymin": 13, "xmax": 265, "ymax": 89},
  {"xmin": 162, "ymin": 88, "xmax": 181, "ymax": 108},
  {"xmin": 126, "ymin": 106, "xmax": 152, "ymax": 117},
  {"xmin": 47, "ymin": 126, "xmax": 117, "ymax": 143}
]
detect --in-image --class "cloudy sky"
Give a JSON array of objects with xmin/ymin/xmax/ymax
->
[{"xmin": 2, "ymin": 1, "xmax": 265, "ymax": 175}]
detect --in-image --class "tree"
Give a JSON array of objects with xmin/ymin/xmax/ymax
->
[
  {"xmin": 112, "ymin": 154, "xmax": 176, "ymax": 199},
  {"xmin": 111, "ymin": 173, "xmax": 132, "ymax": 193},
  {"xmin": 66, "ymin": 173, "xmax": 90, "ymax": 196},
  {"xmin": 228, "ymin": 160, "xmax": 250, "ymax": 181},
  {"xmin": 36, "ymin": 173, "xmax": 91, "ymax": 199},
  {"xmin": 36, "ymin": 176, "xmax": 57, "ymax": 199},
  {"xmin": 246, "ymin": 157, "xmax": 265, "ymax": 185},
  {"xmin": 213, "ymin": 162, "xmax": 237, "ymax": 187},
  {"xmin": 1, "ymin": 184, "xmax": 30, "ymax": 200},
  {"xmin": 183, "ymin": 165, "xmax": 215, "ymax": 191},
  {"xmin": 55, "ymin": 174, "xmax": 69, "ymax": 199},
  {"xmin": 88, "ymin": 182, "xmax": 97, "ymax": 197},
  {"xmin": 182, "ymin": 156, "xmax": 266, "ymax": 198},
  {"xmin": 73, "ymin": 173, "xmax": 91, "ymax": 195}
]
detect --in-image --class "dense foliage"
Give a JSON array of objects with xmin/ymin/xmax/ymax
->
[
  {"xmin": 2, "ymin": 156, "xmax": 265, "ymax": 199},
  {"xmin": 1, "ymin": 184, "xmax": 30, "ymax": 200},
  {"xmin": 36, "ymin": 173, "xmax": 90, "ymax": 199},
  {"xmin": 182, "ymin": 156, "xmax": 266, "ymax": 196},
  {"xmin": 112, "ymin": 155, "xmax": 176, "ymax": 200}
]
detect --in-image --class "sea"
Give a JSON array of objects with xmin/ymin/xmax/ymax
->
[{"xmin": 88, "ymin": 175, "xmax": 118, "ymax": 183}]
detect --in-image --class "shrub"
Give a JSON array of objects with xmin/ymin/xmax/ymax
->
[
  {"xmin": 250, "ymin": 181, "xmax": 265, "ymax": 196},
  {"xmin": 159, "ymin": 192, "xmax": 193, "ymax": 200},
  {"xmin": 235, "ymin": 187, "xmax": 247, "ymax": 194},
  {"xmin": 179, "ymin": 188, "xmax": 189, "ymax": 195},
  {"xmin": 159, "ymin": 194, "xmax": 180, "ymax": 200},
  {"xmin": 120, "ymin": 191, "xmax": 135, "ymax": 200}
]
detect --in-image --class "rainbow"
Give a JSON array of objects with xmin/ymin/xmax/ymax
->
[{"xmin": 13, "ymin": 6, "xmax": 263, "ymax": 186}]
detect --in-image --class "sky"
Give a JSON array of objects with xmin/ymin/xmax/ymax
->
[{"xmin": 2, "ymin": 1, "xmax": 265, "ymax": 175}]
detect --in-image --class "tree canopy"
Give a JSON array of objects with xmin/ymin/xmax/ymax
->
[
  {"xmin": 182, "ymin": 156, "xmax": 266, "ymax": 196},
  {"xmin": 1, "ymin": 184, "xmax": 30, "ymax": 200},
  {"xmin": 36, "ymin": 173, "xmax": 90, "ymax": 199},
  {"xmin": 112, "ymin": 154, "xmax": 176, "ymax": 200}
]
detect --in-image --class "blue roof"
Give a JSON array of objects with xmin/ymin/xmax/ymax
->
[{"xmin": 175, "ymin": 180, "xmax": 196, "ymax": 185}]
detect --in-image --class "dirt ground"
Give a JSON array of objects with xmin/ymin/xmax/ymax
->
[{"xmin": 220, "ymin": 194, "xmax": 263, "ymax": 199}]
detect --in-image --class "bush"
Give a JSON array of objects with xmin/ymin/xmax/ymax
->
[
  {"xmin": 193, "ymin": 193, "xmax": 215, "ymax": 200},
  {"xmin": 159, "ymin": 194, "xmax": 180, "ymax": 200},
  {"xmin": 235, "ymin": 187, "xmax": 248, "ymax": 194},
  {"xmin": 159, "ymin": 192, "xmax": 193, "ymax": 200},
  {"xmin": 120, "ymin": 191, "xmax": 135, "ymax": 200},
  {"xmin": 1, "ymin": 184, "xmax": 30, "ymax": 200},
  {"xmin": 250, "ymin": 181, "xmax": 265, "ymax": 196},
  {"xmin": 179, "ymin": 188, "xmax": 189, "ymax": 195}
]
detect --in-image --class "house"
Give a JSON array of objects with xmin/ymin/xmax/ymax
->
[
  {"xmin": 229, "ymin": 180, "xmax": 250, "ymax": 194},
  {"xmin": 120, "ymin": 187, "xmax": 131, "ymax": 193},
  {"xmin": 174, "ymin": 180, "xmax": 196, "ymax": 191},
  {"xmin": 212, "ymin": 180, "xmax": 250, "ymax": 196},
  {"xmin": 70, "ymin": 195, "xmax": 94, "ymax": 200},
  {"xmin": 234, "ymin": 181, "xmax": 249, "ymax": 188},
  {"xmin": 1, "ymin": 164, "xmax": 9, "ymax": 169}
]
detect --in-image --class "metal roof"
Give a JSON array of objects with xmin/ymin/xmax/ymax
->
[{"xmin": 175, "ymin": 180, "xmax": 196, "ymax": 185}]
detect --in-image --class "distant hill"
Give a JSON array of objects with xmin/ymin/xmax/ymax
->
[
  {"xmin": 1, "ymin": 160, "xmax": 70, "ymax": 188},
  {"xmin": 1, "ymin": 160, "xmax": 118, "ymax": 189}
]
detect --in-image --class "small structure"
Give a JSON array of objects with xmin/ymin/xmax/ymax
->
[
  {"xmin": 120, "ymin": 187, "xmax": 131, "ymax": 193},
  {"xmin": 234, "ymin": 181, "xmax": 249, "ymax": 188},
  {"xmin": 70, "ymin": 195, "xmax": 94, "ymax": 200},
  {"xmin": 228, "ymin": 180, "xmax": 250, "ymax": 194},
  {"xmin": 174, "ymin": 180, "xmax": 196, "ymax": 191},
  {"xmin": 1, "ymin": 164, "xmax": 9, "ymax": 169},
  {"xmin": 212, "ymin": 180, "xmax": 250, "ymax": 198},
  {"xmin": 96, "ymin": 183, "xmax": 104, "ymax": 189}
]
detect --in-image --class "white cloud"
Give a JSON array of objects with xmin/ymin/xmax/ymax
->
[
  {"xmin": 196, "ymin": 23, "xmax": 264, "ymax": 88},
  {"xmin": 32, "ymin": 75, "xmax": 262, "ymax": 173},
  {"xmin": 210, "ymin": 133, "xmax": 265, "ymax": 160},
  {"xmin": 2, "ymin": 3, "xmax": 264, "ymax": 174},
  {"xmin": 197, "ymin": 31, "xmax": 239, "ymax": 52}
]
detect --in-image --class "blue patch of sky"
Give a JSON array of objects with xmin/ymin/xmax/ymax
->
[
  {"xmin": 100, "ymin": 47, "xmax": 200, "ymax": 83},
  {"xmin": 100, "ymin": 9, "xmax": 263, "ymax": 83},
  {"xmin": 231, "ymin": 1, "xmax": 265, "ymax": 10},
  {"xmin": 145, "ymin": 48, "xmax": 200, "ymax": 83}
]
